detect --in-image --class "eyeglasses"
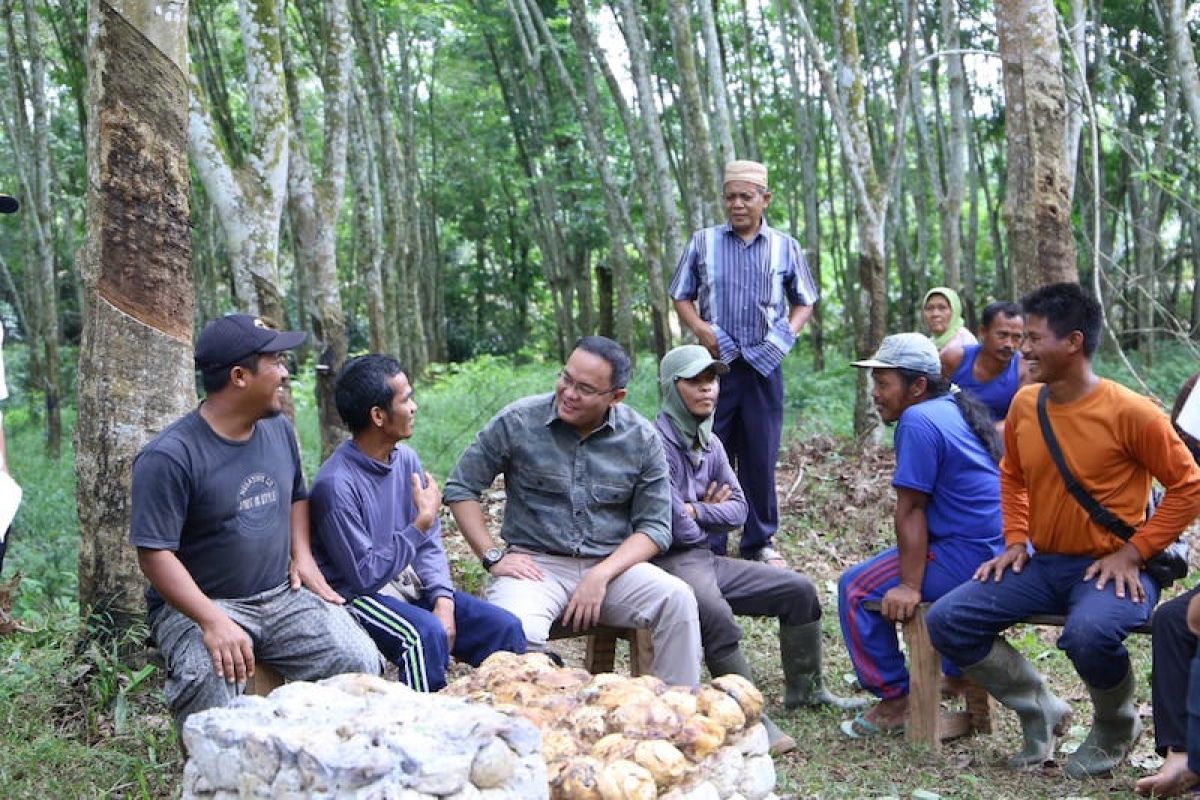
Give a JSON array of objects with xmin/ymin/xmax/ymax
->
[{"xmin": 557, "ymin": 370, "xmax": 615, "ymax": 399}]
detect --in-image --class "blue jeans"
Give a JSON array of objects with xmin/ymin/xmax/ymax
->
[
  {"xmin": 349, "ymin": 589, "xmax": 526, "ymax": 691},
  {"xmin": 926, "ymin": 553, "xmax": 1158, "ymax": 689}
]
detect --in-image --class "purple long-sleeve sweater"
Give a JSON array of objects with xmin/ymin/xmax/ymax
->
[
  {"xmin": 653, "ymin": 413, "xmax": 748, "ymax": 549},
  {"xmin": 309, "ymin": 440, "xmax": 452, "ymax": 602}
]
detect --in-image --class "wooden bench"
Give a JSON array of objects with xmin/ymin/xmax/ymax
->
[
  {"xmin": 865, "ymin": 601, "xmax": 1153, "ymax": 751},
  {"xmin": 547, "ymin": 623, "xmax": 654, "ymax": 676}
]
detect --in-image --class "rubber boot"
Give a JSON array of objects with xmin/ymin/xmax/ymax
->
[
  {"xmin": 780, "ymin": 621, "xmax": 869, "ymax": 710},
  {"xmin": 1063, "ymin": 668, "xmax": 1142, "ymax": 778},
  {"xmin": 961, "ymin": 638, "xmax": 1073, "ymax": 769},
  {"xmin": 707, "ymin": 649, "xmax": 796, "ymax": 755}
]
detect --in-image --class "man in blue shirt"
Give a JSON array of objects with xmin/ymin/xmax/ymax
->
[
  {"xmin": 445, "ymin": 336, "xmax": 702, "ymax": 687},
  {"xmin": 838, "ymin": 333, "xmax": 1004, "ymax": 737},
  {"xmin": 941, "ymin": 301, "xmax": 1028, "ymax": 428},
  {"xmin": 310, "ymin": 355, "xmax": 524, "ymax": 692},
  {"xmin": 670, "ymin": 160, "xmax": 819, "ymax": 567}
]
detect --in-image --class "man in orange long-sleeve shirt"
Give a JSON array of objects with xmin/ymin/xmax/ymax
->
[{"xmin": 927, "ymin": 282, "xmax": 1200, "ymax": 778}]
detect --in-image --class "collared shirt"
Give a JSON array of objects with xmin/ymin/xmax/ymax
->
[
  {"xmin": 654, "ymin": 414, "xmax": 747, "ymax": 549},
  {"xmin": 670, "ymin": 219, "xmax": 819, "ymax": 376},
  {"xmin": 443, "ymin": 393, "xmax": 672, "ymax": 556}
]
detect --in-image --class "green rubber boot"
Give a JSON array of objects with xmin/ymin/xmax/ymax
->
[
  {"xmin": 780, "ymin": 621, "xmax": 869, "ymax": 711},
  {"xmin": 1063, "ymin": 668, "xmax": 1142, "ymax": 778},
  {"xmin": 707, "ymin": 649, "xmax": 796, "ymax": 755},
  {"xmin": 961, "ymin": 638, "xmax": 1073, "ymax": 769}
]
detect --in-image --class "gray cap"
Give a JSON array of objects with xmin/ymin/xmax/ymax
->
[
  {"xmin": 660, "ymin": 344, "xmax": 730, "ymax": 384},
  {"xmin": 852, "ymin": 333, "xmax": 941, "ymax": 376}
]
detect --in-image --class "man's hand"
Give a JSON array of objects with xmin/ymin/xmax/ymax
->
[
  {"xmin": 974, "ymin": 544, "xmax": 1029, "ymax": 583},
  {"xmin": 411, "ymin": 472, "xmax": 442, "ymax": 533},
  {"xmin": 289, "ymin": 551, "xmax": 345, "ymax": 604},
  {"xmin": 431, "ymin": 596, "xmax": 457, "ymax": 651},
  {"xmin": 693, "ymin": 322, "xmax": 720, "ymax": 358},
  {"xmin": 881, "ymin": 584, "xmax": 921, "ymax": 622},
  {"xmin": 698, "ymin": 481, "xmax": 732, "ymax": 505},
  {"xmin": 562, "ymin": 566, "xmax": 611, "ymax": 631},
  {"xmin": 490, "ymin": 552, "xmax": 544, "ymax": 580},
  {"xmin": 1083, "ymin": 544, "xmax": 1146, "ymax": 603},
  {"xmin": 200, "ymin": 611, "xmax": 255, "ymax": 683}
]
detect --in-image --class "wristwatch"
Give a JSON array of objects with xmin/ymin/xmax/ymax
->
[{"xmin": 481, "ymin": 546, "xmax": 505, "ymax": 571}]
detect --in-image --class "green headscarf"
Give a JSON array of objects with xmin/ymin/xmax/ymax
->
[
  {"xmin": 659, "ymin": 345, "xmax": 727, "ymax": 454},
  {"xmin": 922, "ymin": 286, "xmax": 966, "ymax": 349}
]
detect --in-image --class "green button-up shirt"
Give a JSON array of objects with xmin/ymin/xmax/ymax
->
[{"xmin": 443, "ymin": 393, "xmax": 672, "ymax": 555}]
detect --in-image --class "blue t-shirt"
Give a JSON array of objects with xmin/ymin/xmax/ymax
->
[
  {"xmin": 129, "ymin": 410, "xmax": 307, "ymax": 618},
  {"xmin": 893, "ymin": 394, "xmax": 1003, "ymax": 545}
]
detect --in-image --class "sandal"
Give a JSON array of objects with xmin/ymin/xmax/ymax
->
[
  {"xmin": 839, "ymin": 713, "xmax": 904, "ymax": 739},
  {"xmin": 744, "ymin": 545, "xmax": 789, "ymax": 568}
]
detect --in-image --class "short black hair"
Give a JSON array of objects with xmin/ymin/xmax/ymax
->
[
  {"xmin": 200, "ymin": 353, "xmax": 262, "ymax": 395},
  {"xmin": 1021, "ymin": 283, "xmax": 1102, "ymax": 357},
  {"xmin": 335, "ymin": 354, "xmax": 405, "ymax": 433},
  {"xmin": 980, "ymin": 301, "xmax": 1023, "ymax": 329},
  {"xmin": 572, "ymin": 336, "xmax": 632, "ymax": 390}
]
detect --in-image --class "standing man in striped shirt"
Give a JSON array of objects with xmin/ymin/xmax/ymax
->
[{"xmin": 670, "ymin": 160, "xmax": 819, "ymax": 568}]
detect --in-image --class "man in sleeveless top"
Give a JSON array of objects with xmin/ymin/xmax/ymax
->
[{"xmin": 941, "ymin": 301, "xmax": 1029, "ymax": 429}]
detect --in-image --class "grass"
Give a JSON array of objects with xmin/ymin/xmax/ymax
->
[{"xmin": 0, "ymin": 338, "xmax": 1197, "ymax": 798}]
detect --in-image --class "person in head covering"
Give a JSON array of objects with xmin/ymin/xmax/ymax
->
[
  {"xmin": 922, "ymin": 287, "xmax": 977, "ymax": 353},
  {"xmin": 838, "ymin": 333, "xmax": 1003, "ymax": 737},
  {"xmin": 651, "ymin": 344, "xmax": 866, "ymax": 754},
  {"xmin": 670, "ymin": 160, "xmax": 820, "ymax": 568},
  {"xmin": 0, "ymin": 195, "xmax": 15, "ymax": 582},
  {"xmin": 129, "ymin": 314, "xmax": 383, "ymax": 727}
]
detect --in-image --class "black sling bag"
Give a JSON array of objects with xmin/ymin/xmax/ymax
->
[{"xmin": 1036, "ymin": 384, "xmax": 1189, "ymax": 589}]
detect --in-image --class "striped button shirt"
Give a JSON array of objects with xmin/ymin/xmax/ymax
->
[{"xmin": 670, "ymin": 220, "xmax": 819, "ymax": 376}]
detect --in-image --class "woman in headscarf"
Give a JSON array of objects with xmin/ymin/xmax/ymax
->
[
  {"xmin": 650, "ymin": 344, "xmax": 866, "ymax": 755},
  {"xmin": 922, "ymin": 287, "xmax": 977, "ymax": 353}
]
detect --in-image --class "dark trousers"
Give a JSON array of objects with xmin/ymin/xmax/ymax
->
[
  {"xmin": 926, "ymin": 553, "xmax": 1158, "ymax": 689},
  {"xmin": 654, "ymin": 546, "xmax": 818, "ymax": 665},
  {"xmin": 349, "ymin": 589, "xmax": 526, "ymax": 692},
  {"xmin": 1150, "ymin": 585, "xmax": 1199, "ymax": 754},
  {"xmin": 711, "ymin": 359, "xmax": 783, "ymax": 556},
  {"xmin": 1189, "ymin": 649, "xmax": 1200, "ymax": 774}
]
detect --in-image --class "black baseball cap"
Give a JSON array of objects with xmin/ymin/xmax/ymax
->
[
  {"xmin": 194, "ymin": 314, "xmax": 306, "ymax": 372},
  {"xmin": 0, "ymin": 196, "xmax": 18, "ymax": 214}
]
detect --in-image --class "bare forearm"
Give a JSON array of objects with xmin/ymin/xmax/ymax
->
[
  {"xmin": 447, "ymin": 500, "xmax": 497, "ymax": 557},
  {"xmin": 788, "ymin": 303, "xmax": 813, "ymax": 334},
  {"xmin": 894, "ymin": 492, "xmax": 930, "ymax": 591},
  {"xmin": 288, "ymin": 500, "xmax": 315, "ymax": 559},
  {"xmin": 590, "ymin": 532, "xmax": 660, "ymax": 583},
  {"xmin": 138, "ymin": 548, "xmax": 227, "ymax": 627},
  {"xmin": 673, "ymin": 299, "xmax": 707, "ymax": 336}
]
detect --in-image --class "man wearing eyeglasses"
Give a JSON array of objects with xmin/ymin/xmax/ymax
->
[
  {"xmin": 670, "ymin": 160, "xmax": 818, "ymax": 568},
  {"xmin": 445, "ymin": 336, "xmax": 703, "ymax": 687}
]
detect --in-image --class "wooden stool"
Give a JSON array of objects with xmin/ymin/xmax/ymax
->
[
  {"xmin": 246, "ymin": 662, "xmax": 285, "ymax": 696},
  {"xmin": 547, "ymin": 623, "xmax": 654, "ymax": 675}
]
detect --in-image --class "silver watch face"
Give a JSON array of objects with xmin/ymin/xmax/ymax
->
[{"xmin": 483, "ymin": 547, "xmax": 504, "ymax": 565}]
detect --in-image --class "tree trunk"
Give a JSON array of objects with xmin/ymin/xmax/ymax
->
[
  {"xmin": 188, "ymin": 0, "xmax": 289, "ymax": 320},
  {"xmin": 78, "ymin": 0, "xmax": 194, "ymax": 635},
  {"xmin": 282, "ymin": 0, "xmax": 351, "ymax": 460},
  {"xmin": 697, "ymin": 0, "xmax": 736, "ymax": 165},
  {"xmin": 996, "ymin": 0, "xmax": 1078, "ymax": 294},
  {"xmin": 664, "ymin": 0, "xmax": 721, "ymax": 221}
]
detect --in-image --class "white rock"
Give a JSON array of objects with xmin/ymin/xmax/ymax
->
[
  {"xmin": 471, "ymin": 738, "xmax": 517, "ymax": 789},
  {"xmin": 734, "ymin": 723, "xmax": 769, "ymax": 757},
  {"xmin": 737, "ymin": 754, "xmax": 776, "ymax": 800},
  {"xmin": 703, "ymin": 745, "xmax": 744, "ymax": 797}
]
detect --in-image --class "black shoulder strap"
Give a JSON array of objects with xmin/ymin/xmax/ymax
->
[{"xmin": 1036, "ymin": 384, "xmax": 1136, "ymax": 540}]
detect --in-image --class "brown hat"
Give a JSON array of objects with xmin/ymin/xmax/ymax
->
[{"xmin": 723, "ymin": 160, "xmax": 768, "ymax": 190}]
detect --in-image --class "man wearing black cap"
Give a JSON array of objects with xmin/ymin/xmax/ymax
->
[{"xmin": 129, "ymin": 314, "xmax": 382, "ymax": 727}]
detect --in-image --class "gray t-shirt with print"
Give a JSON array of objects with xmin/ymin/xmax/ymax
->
[{"xmin": 129, "ymin": 408, "xmax": 307, "ymax": 618}]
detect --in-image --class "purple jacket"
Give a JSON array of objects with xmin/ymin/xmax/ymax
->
[{"xmin": 654, "ymin": 413, "xmax": 748, "ymax": 549}]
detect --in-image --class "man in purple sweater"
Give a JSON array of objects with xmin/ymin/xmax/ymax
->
[
  {"xmin": 651, "ymin": 345, "xmax": 865, "ymax": 753},
  {"xmin": 310, "ymin": 354, "xmax": 525, "ymax": 691}
]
